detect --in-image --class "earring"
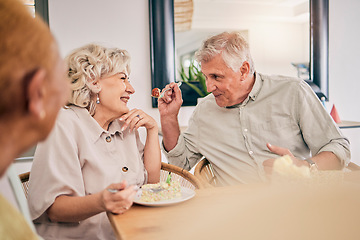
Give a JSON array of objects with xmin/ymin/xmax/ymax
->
[{"xmin": 96, "ymin": 94, "xmax": 100, "ymax": 104}]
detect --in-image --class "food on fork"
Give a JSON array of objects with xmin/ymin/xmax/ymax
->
[
  {"xmin": 140, "ymin": 181, "xmax": 181, "ymax": 202},
  {"xmin": 151, "ymin": 82, "xmax": 182, "ymax": 98},
  {"xmin": 151, "ymin": 88, "xmax": 161, "ymax": 98}
]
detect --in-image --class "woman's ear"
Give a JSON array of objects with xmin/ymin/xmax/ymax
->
[
  {"xmin": 27, "ymin": 68, "xmax": 47, "ymax": 120},
  {"xmin": 240, "ymin": 61, "xmax": 250, "ymax": 80},
  {"xmin": 89, "ymin": 80, "xmax": 101, "ymax": 93}
]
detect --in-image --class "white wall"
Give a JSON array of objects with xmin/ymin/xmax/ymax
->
[
  {"xmin": 248, "ymin": 21, "xmax": 309, "ymax": 77},
  {"xmin": 328, "ymin": 0, "xmax": 360, "ymax": 164},
  {"xmin": 329, "ymin": 0, "xmax": 360, "ymax": 122},
  {"xmin": 49, "ymin": 0, "xmax": 160, "ymax": 124}
]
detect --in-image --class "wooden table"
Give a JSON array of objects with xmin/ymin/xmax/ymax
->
[
  {"xmin": 338, "ymin": 120, "xmax": 360, "ymax": 129},
  {"xmin": 107, "ymin": 185, "xmax": 245, "ymax": 240},
  {"xmin": 108, "ymin": 172, "xmax": 360, "ymax": 240}
]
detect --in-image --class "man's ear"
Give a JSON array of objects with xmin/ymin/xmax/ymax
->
[
  {"xmin": 240, "ymin": 61, "xmax": 250, "ymax": 80},
  {"xmin": 27, "ymin": 68, "xmax": 46, "ymax": 119}
]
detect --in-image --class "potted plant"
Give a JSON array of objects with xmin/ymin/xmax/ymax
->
[{"xmin": 178, "ymin": 61, "xmax": 209, "ymax": 106}]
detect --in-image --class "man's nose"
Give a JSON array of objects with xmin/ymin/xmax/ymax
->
[{"xmin": 206, "ymin": 80, "xmax": 215, "ymax": 92}]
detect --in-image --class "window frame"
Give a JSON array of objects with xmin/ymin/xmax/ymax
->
[{"xmin": 35, "ymin": 0, "xmax": 49, "ymax": 25}]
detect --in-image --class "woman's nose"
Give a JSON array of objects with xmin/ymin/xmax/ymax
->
[{"xmin": 126, "ymin": 82, "xmax": 135, "ymax": 94}]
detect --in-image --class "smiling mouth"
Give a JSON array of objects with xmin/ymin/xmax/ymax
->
[{"xmin": 121, "ymin": 97, "xmax": 130, "ymax": 103}]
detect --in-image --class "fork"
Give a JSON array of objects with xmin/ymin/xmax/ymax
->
[
  {"xmin": 139, "ymin": 172, "xmax": 172, "ymax": 193},
  {"xmin": 152, "ymin": 82, "xmax": 182, "ymax": 99},
  {"xmin": 142, "ymin": 186, "xmax": 165, "ymax": 193},
  {"xmin": 107, "ymin": 185, "xmax": 140, "ymax": 193}
]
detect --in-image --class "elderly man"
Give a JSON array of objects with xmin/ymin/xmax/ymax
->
[
  {"xmin": 158, "ymin": 31, "xmax": 350, "ymax": 186},
  {"xmin": 0, "ymin": 0, "xmax": 68, "ymax": 238}
]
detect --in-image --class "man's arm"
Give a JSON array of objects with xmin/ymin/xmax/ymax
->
[
  {"xmin": 263, "ymin": 143, "xmax": 342, "ymax": 174},
  {"xmin": 161, "ymin": 115, "xmax": 181, "ymax": 151},
  {"xmin": 158, "ymin": 82, "xmax": 183, "ymax": 151},
  {"xmin": 308, "ymin": 151, "xmax": 342, "ymax": 170}
]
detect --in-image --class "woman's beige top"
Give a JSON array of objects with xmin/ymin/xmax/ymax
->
[{"xmin": 28, "ymin": 106, "xmax": 147, "ymax": 240}]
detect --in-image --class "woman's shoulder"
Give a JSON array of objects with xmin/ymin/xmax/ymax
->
[
  {"xmin": 58, "ymin": 105, "xmax": 87, "ymax": 120},
  {"xmin": 55, "ymin": 105, "xmax": 88, "ymax": 129}
]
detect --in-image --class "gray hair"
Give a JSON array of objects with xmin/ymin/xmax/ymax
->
[
  {"xmin": 66, "ymin": 43, "xmax": 131, "ymax": 115},
  {"xmin": 195, "ymin": 31, "xmax": 255, "ymax": 74}
]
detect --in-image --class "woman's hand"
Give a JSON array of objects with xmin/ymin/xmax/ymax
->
[
  {"xmin": 46, "ymin": 180, "xmax": 138, "ymax": 222},
  {"xmin": 101, "ymin": 181, "xmax": 137, "ymax": 215},
  {"xmin": 120, "ymin": 108, "xmax": 158, "ymax": 132}
]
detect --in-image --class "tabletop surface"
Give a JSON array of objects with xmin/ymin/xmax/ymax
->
[
  {"xmin": 338, "ymin": 120, "xmax": 360, "ymax": 128},
  {"xmin": 108, "ymin": 171, "xmax": 360, "ymax": 240}
]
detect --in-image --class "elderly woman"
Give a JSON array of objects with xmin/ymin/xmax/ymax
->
[{"xmin": 28, "ymin": 44, "xmax": 161, "ymax": 240}]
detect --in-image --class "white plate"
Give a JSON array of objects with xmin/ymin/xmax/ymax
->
[{"xmin": 134, "ymin": 187, "xmax": 195, "ymax": 207}]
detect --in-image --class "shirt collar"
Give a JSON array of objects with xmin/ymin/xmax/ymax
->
[
  {"xmin": 68, "ymin": 105, "xmax": 123, "ymax": 143},
  {"xmin": 248, "ymin": 72, "xmax": 263, "ymax": 101},
  {"xmin": 225, "ymin": 72, "xmax": 263, "ymax": 108}
]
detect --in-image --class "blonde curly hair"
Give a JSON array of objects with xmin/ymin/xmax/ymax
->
[{"xmin": 66, "ymin": 43, "xmax": 131, "ymax": 115}]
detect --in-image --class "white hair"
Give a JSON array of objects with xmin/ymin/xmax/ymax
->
[
  {"xmin": 66, "ymin": 43, "xmax": 131, "ymax": 115},
  {"xmin": 195, "ymin": 31, "xmax": 255, "ymax": 74}
]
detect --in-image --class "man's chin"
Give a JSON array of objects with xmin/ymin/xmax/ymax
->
[{"xmin": 215, "ymin": 98, "xmax": 227, "ymax": 108}]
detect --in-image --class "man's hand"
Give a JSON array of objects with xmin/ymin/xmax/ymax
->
[
  {"xmin": 263, "ymin": 143, "xmax": 306, "ymax": 175},
  {"xmin": 158, "ymin": 82, "xmax": 183, "ymax": 118},
  {"xmin": 158, "ymin": 82, "xmax": 183, "ymax": 151}
]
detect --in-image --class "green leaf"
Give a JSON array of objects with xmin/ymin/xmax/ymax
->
[
  {"xmin": 188, "ymin": 62, "xmax": 195, "ymax": 81},
  {"xmin": 197, "ymin": 73, "xmax": 209, "ymax": 96},
  {"xmin": 178, "ymin": 64, "xmax": 188, "ymax": 82},
  {"xmin": 178, "ymin": 60, "xmax": 210, "ymax": 97},
  {"xmin": 184, "ymin": 81, "xmax": 205, "ymax": 97},
  {"xmin": 166, "ymin": 172, "xmax": 171, "ymax": 184}
]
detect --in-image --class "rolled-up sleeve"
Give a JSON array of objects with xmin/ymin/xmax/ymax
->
[
  {"xmin": 297, "ymin": 81, "xmax": 351, "ymax": 166},
  {"xmin": 161, "ymin": 109, "xmax": 203, "ymax": 170}
]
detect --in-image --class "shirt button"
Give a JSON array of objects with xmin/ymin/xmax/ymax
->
[
  {"xmin": 244, "ymin": 129, "xmax": 248, "ymax": 132},
  {"xmin": 106, "ymin": 136, "xmax": 111, "ymax": 142},
  {"xmin": 249, "ymin": 151, "xmax": 253, "ymax": 155},
  {"xmin": 122, "ymin": 167, "xmax": 128, "ymax": 172}
]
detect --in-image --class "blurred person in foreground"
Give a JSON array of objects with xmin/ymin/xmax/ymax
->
[
  {"xmin": 158, "ymin": 31, "xmax": 350, "ymax": 186},
  {"xmin": 28, "ymin": 43, "xmax": 161, "ymax": 240},
  {"xmin": 0, "ymin": 0, "xmax": 68, "ymax": 238}
]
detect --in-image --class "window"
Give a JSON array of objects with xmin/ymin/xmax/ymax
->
[
  {"xmin": 21, "ymin": 0, "xmax": 48, "ymax": 24},
  {"xmin": 22, "ymin": 0, "xmax": 35, "ymax": 17}
]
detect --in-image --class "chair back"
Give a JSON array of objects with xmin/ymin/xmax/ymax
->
[
  {"xmin": 18, "ymin": 172, "xmax": 30, "ymax": 199},
  {"xmin": 347, "ymin": 162, "xmax": 360, "ymax": 171},
  {"xmin": 161, "ymin": 162, "xmax": 203, "ymax": 189},
  {"xmin": 194, "ymin": 158, "xmax": 218, "ymax": 188}
]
